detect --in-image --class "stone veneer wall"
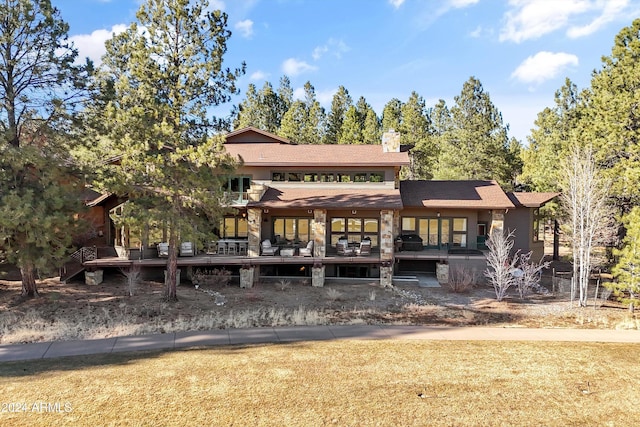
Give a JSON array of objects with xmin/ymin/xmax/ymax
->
[
  {"xmin": 379, "ymin": 209, "xmax": 395, "ymax": 261},
  {"xmin": 247, "ymin": 207, "xmax": 262, "ymax": 257},
  {"xmin": 313, "ymin": 209, "xmax": 327, "ymax": 258},
  {"xmin": 489, "ymin": 211, "xmax": 505, "ymax": 236}
]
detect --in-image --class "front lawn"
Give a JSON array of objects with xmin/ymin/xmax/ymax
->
[{"xmin": 1, "ymin": 340, "xmax": 639, "ymax": 426}]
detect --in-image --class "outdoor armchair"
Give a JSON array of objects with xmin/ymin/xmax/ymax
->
[
  {"xmin": 299, "ymin": 241, "xmax": 314, "ymax": 257},
  {"xmin": 261, "ymin": 239, "xmax": 279, "ymax": 256}
]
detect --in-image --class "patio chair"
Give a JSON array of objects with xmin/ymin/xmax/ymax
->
[
  {"xmin": 299, "ymin": 241, "xmax": 314, "ymax": 257},
  {"xmin": 355, "ymin": 240, "xmax": 371, "ymax": 256},
  {"xmin": 261, "ymin": 239, "xmax": 279, "ymax": 256},
  {"xmin": 237, "ymin": 241, "xmax": 248, "ymax": 256},
  {"xmin": 216, "ymin": 241, "xmax": 227, "ymax": 255},
  {"xmin": 157, "ymin": 242, "xmax": 169, "ymax": 258},
  {"xmin": 337, "ymin": 240, "xmax": 354, "ymax": 256},
  {"xmin": 180, "ymin": 242, "xmax": 195, "ymax": 257}
]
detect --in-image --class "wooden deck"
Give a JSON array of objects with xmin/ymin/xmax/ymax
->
[{"xmin": 82, "ymin": 253, "xmax": 384, "ymax": 269}]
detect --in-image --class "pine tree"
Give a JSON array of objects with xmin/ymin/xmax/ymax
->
[
  {"xmin": 610, "ymin": 206, "xmax": 640, "ymax": 312},
  {"xmin": 434, "ymin": 77, "xmax": 514, "ymax": 185},
  {"xmin": 89, "ymin": 0, "xmax": 243, "ymax": 301},
  {"xmin": 583, "ymin": 18, "xmax": 640, "ymax": 214},
  {"xmin": 400, "ymin": 91, "xmax": 433, "ymax": 179},
  {"xmin": 519, "ymin": 79, "xmax": 582, "ymax": 192},
  {"xmin": 324, "ymin": 85, "xmax": 352, "ymax": 144},
  {"xmin": 381, "ymin": 98, "xmax": 402, "ymax": 133},
  {"xmin": 339, "ymin": 105, "xmax": 363, "ymax": 144},
  {"xmin": 0, "ymin": 0, "xmax": 88, "ymax": 296},
  {"xmin": 362, "ymin": 108, "xmax": 381, "ymax": 145}
]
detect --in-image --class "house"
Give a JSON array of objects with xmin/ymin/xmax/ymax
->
[{"xmin": 78, "ymin": 127, "xmax": 557, "ymax": 288}]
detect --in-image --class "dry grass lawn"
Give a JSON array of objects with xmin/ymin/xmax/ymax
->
[{"xmin": 1, "ymin": 340, "xmax": 639, "ymax": 426}]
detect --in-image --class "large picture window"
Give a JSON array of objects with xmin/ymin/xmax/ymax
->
[
  {"xmin": 219, "ymin": 216, "xmax": 248, "ymax": 238},
  {"xmin": 273, "ymin": 218, "xmax": 311, "ymax": 243},
  {"xmin": 331, "ymin": 217, "xmax": 379, "ymax": 247},
  {"xmin": 401, "ymin": 216, "xmax": 468, "ymax": 248}
]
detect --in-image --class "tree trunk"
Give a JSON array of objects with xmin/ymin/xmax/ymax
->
[
  {"xmin": 165, "ymin": 229, "xmax": 179, "ymax": 302},
  {"xmin": 20, "ymin": 264, "xmax": 39, "ymax": 297}
]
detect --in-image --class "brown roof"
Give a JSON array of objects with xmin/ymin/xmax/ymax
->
[
  {"xmin": 507, "ymin": 192, "xmax": 559, "ymax": 208},
  {"xmin": 400, "ymin": 180, "xmax": 515, "ymax": 209},
  {"xmin": 249, "ymin": 187, "xmax": 403, "ymax": 209},
  {"xmin": 225, "ymin": 143, "xmax": 410, "ymax": 167},
  {"xmin": 225, "ymin": 127, "xmax": 291, "ymax": 144}
]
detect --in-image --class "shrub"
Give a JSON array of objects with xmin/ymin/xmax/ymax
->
[{"xmin": 447, "ymin": 265, "xmax": 476, "ymax": 293}]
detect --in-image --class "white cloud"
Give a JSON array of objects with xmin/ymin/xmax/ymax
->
[
  {"xmin": 281, "ymin": 58, "xmax": 317, "ymax": 77},
  {"xmin": 511, "ymin": 51, "xmax": 579, "ymax": 85},
  {"xmin": 250, "ymin": 70, "xmax": 268, "ymax": 81},
  {"xmin": 500, "ymin": 0, "xmax": 591, "ymax": 43},
  {"xmin": 235, "ymin": 19, "xmax": 254, "ymax": 38},
  {"xmin": 312, "ymin": 38, "xmax": 350, "ymax": 60},
  {"xmin": 389, "ymin": 0, "xmax": 405, "ymax": 9},
  {"xmin": 69, "ymin": 24, "xmax": 127, "ymax": 65},
  {"xmin": 567, "ymin": 0, "xmax": 628, "ymax": 38},
  {"xmin": 449, "ymin": 0, "xmax": 479, "ymax": 8}
]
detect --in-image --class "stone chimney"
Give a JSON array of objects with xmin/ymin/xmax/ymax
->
[{"xmin": 381, "ymin": 129, "xmax": 400, "ymax": 152}]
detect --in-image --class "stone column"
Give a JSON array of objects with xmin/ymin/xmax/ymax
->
[
  {"xmin": 313, "ymin": 209, "xmax": 327, "ymax": 258},
  {"xmin": 379, "ymin": 209, "xmax": 394, "ymax": 261},
  {"xmin": 247, "ymin": 207, "xmax": 262, "ymax": 257},
  {"xmin": 380, "ymin": 262, "xmax": 393, "ymax": 288},
  {"xmin": 240, "ymin": 265, "xmax": 254, "ymax": 288},
  {"xmin": 312, "ymin": 262, "xmax": 325, "ymax": 287},
  {"xmin": 85, "ymin": 269, "xmax": 104, "ymax": 286}
]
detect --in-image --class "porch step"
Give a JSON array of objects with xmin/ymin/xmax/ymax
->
[{"xmin": 60, "ymin": 261, "xmax": 85, "ymax": 283}]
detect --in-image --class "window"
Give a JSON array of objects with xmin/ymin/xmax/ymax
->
[
  {"xmin": 219, "ymin": 216, "xmax": 248, "ymax": 238},
  {"xmin": 331, "ymin": 217, "xmax": 379, "ymax": 247},
  {"xmin": 271, "ymin": 171, "xmax": 386, "ymax": 183},
  {"xmin": 274, "ymin": 218, "xmax": 311, "ymax": 243},
  {"xmin": 533, "ymin": 208, "xmax": 540, "ymax": 242},
  {"xmin": 402, "ymin": 217, "xmax": 416, "ymax": 233},
  {"xmin": 452, "ymin": 218, "xmax": 467, "ymax": 247},
  {"xmin": 223, "ymin": 176, "xmax": 251, "ymax": 202},
  {"xmin": 400, "ymin": 216, "xmax": 468, "ymax": 248}
]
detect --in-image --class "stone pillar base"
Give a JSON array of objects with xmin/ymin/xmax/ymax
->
[
  {"xmin": 240, "ymin": 267, "xmax": 254, "ymax": 288},
  {"xmin": 436, "ymin": 263, "xmax": 449, "ymax": 284},
  {"xmin": 85, "ymin": 270, "xmax": 104, "ymax": 286},
  {"xmin": 312, "ymin": 265, "xmax": 325, "ymax": 287},
  {"xmin": 380, "ymin": 265, "xmax": 393, "ymax": 288}
]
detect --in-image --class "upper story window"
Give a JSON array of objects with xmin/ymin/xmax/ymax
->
[
  {"xmin": 223, "ymin": 176, "xmax": 251, "ymax": 203},
  {"xmin": 271, "ymin": 171, "xmax": 386, "ymax": 183}
]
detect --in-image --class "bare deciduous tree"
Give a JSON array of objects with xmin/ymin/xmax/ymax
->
[
  {"xmin": 560, "ymin": 145, "xmax": 610, "ymax": 307},
  {"xmin": 484, "ymin": 229, "xmax": 518, "ymax": 301}
]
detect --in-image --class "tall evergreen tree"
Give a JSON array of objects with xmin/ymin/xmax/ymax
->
[
  {"xmin": 434, "ymin": 77, "xmax": 515, "ymax": 186},
  {"xmin": 362, "ymin": 108, "xmax": 381, "ymax": 144},
  {"xmin": 89, "ymin": 0, "xmax": 243, "ymax": 301},
  {"xmin": 583, "ymin": 18, "xmax": 640, "ymax": 214},
  {"xmin": 610, "ymin": 206, "xmax": 640, "ymax": 311},
  {"xmin": 302, "ymin": 81, "xmax": 325, "ymax": 144},
  {"xmin": 324, "ymin": 85, "xmax": 351, "ymax": 144},
  {"xmin": 519, "ymin": 79, "xmax": 582, "ymax": 192},
  {"xmin": 277, "ymin": 75, "xmax": 293, "ymax": 120},
  {"xmin": 339, "ymin": 105, "xmax": 363, "ymax": 144},
  {"xmin": 381, "ymin": 98, "xmax": 402, "ymax": 133},
  {"xmin": 400, "ymin": 91, "xmax": 434, "ymax": 179},
  {"xmin": 0, "ymin": 0, "xmax": 88, "ymax": 296},
  {"xmin": 280, "ymin": 100, "xmax": 307, "ymax": 143},
  {"xmin": 233, "ymin": 83, "xmax": 261, "ymax": 129}
]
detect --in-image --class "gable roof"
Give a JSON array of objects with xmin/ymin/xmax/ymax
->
[
  {"xmin": 400, "ymin": 180, "xmax": 515, "ymax": 209},
  {"xmin": 249, "ymin": 187, "xmax": 403, "ymax": 209},
  {"xmin": 225, "ymin": 143, "xmax": 410, "ymax": 167},
  {"xmin": 223, "ymin": 126, "xmax": 410, "ymax": 167},
  {"xmin": 507, "ymin": 192, "xmax": 559, "ymax": 208},
  {"xmin": 225, "ymin": 126, "xmax": 291, "ymax": 144}
]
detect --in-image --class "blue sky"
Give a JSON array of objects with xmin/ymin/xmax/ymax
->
[{"xmin": 55, "ymin": 0, "xmax": 640, "ymax": 142}]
